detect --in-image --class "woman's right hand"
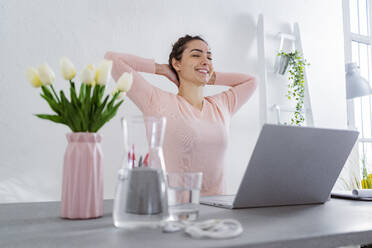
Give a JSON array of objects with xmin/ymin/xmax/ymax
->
[{"xmin": 155, "ymin": 63, "xmax": 179, "ymax": 87}]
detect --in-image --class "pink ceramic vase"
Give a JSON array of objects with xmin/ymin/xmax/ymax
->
[{"xmin": 61, "ymin": 133, "xmax": 103, "ymax": 219}]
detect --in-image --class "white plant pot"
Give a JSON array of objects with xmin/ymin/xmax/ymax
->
[{"xmin": 276, "ymin": 55, "xmax": 290, "ymax": 75}]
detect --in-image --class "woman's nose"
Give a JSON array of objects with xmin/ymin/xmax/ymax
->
[{"xmin": 200, "ymin": 56, "xmax": 209, "ymax": 65}]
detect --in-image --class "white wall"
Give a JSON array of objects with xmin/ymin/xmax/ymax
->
[{"xmin": 0, "ymin": 0, "xmax": 347, "ymax": 203}]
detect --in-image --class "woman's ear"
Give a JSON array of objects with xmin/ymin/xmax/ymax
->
[{"xmin": 172, "ymin": 58, "xmax": 181, "ymax": 72}]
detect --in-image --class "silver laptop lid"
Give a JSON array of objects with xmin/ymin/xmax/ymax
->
[{"xmin": 233, "ymin": 124, "xmax": 359, "ymax": 208}]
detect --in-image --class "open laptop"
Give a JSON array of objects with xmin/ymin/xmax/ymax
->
[{"xmin": 200, "ymin": 124, "xmax": 359, "ymax": 209}]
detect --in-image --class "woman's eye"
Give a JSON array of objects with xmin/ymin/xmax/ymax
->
[{"xmin": 191, "ymin": 54, "xmax": 212, "ymax": 60}]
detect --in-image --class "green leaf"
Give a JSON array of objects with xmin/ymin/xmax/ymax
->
[
  {"xmin": 41, "ymin": 86, "xmax": 54, "ymax": 100},
  {"xmin": 60, "ymin": 91, "xmax": 79, "ymax": 131},
  {"xmin": 70, "ymin": 81, "xmax": 79, "ymax": 104},
  {"xmin": 91, "ymin": 99, "xmax": 124, "ymax": 132},
  {"xmin": 98, "ymin": 85, "xmax": 105, "ymax": 104},
  {"xmin": 35, "ymin": 114, "xmax": 65, "ymax": 125},
  {"xmin": 49, "ymin": 85, "xmax": 60, "ymax": 103},
  {"xmin": 85, "ymin": 85, "xmax": 92, "ymax": 120},
  {"xmin": 40, "ymin": 93, "xmax": 62, "ymax": 115},
  {"xmin": 106, "ymin": 92, "xmax": 119, "ymax": 111},
  {"xmin": 91, "ymin": 95, "xmax": 110, "ymax": 127},
  {"xmin": 91, "ymin": 85, "xmax": 102, "ymax": 116},
  {"xmin": 69, "ymin": 82, "xmax": 87, "ymax": 130},
  {"xmin": 79, "ymin": 83, "xmax": 86, "ymax": 102}
]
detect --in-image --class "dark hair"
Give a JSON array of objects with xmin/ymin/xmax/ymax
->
[{"xmin": 168, "ymin": 35, "xmax": 208, "ymax": 81}]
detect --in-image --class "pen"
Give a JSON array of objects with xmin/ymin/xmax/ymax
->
[
  {"xmin": 143, "ymin": 153, "xmax": 149, "ymax": 167},
  {"xmin": 128, "ymin": 151, "xmax": 132, "ymax": 168},
  {"xmin": 138, "ymin": 156, "xmax": 143, "ymax": 167},
  {"xmin": 128, "ymin": 144, "xmax": 136, "ymax": 168},
  {"xmin": 131, "ymin": 144, "xmax": 136, "ymax": 168}
]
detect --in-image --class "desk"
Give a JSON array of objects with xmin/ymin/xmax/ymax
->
[{"xmin": 1, "ymin": 199, "xmax": 372, "ymax": 248}]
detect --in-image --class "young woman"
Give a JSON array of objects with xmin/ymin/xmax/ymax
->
[{"xmin": 105, "ymin": 35, "xmax": 257, "ymax": 196}]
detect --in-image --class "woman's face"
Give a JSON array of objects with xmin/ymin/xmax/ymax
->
[{"xmin": 173, "ymin": 39, "xmax": 213, "ymax": 85}]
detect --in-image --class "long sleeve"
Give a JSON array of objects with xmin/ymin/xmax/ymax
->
[
  {"xmin": 210, "ymin": 72, "xmax": 257, "ymax": 115},
  {"xmin": 105, "ymin": 52, "xmax": 155, "ymax": 76},
  {"xmin": 104, "ymin": 52, "xmax": 165, "ymax": 115}
]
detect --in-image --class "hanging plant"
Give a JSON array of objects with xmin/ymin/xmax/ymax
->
[{"xmin": 277, "ymin": 50, "xmax": 310, "ymax": 126}]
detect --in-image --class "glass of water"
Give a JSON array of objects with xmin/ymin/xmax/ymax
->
[{"xmin": 166, "ymin": 172, "xmax": 203, "ymax": 221}]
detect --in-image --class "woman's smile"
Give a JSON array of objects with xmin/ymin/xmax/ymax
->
[
  {"xmin": 194, "ymin": 68, "xmax": 211, "ymax": 82},
  {"xmin": 195, "ymin": 68, "xmax": 209, "ymax": 75}
]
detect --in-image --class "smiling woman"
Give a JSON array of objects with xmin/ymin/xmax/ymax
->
[{"xmin": 104, "ymin": 34, "xmax": 257, "ymax": 196}]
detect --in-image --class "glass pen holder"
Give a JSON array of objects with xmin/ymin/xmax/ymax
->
[{"xmin": 113, "ymin": 115, "xmax": 168, "ymax": 229}]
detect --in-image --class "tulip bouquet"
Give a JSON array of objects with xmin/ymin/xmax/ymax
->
[{"xmin": 26, "ymin": 57, "xmax": 133, "ymax": 132}]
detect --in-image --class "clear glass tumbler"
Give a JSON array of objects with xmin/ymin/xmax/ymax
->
[
  {"xmin": 166, "ymin": 172, "xmax": 203, "ymax": 222},
  {"xmin": 113, "ymin": 115, "xmax": 168, "ymax": 229}
]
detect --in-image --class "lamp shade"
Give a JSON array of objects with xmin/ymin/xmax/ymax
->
[{"xmin": 345, "ymin": 62, "xmax": 372, "ymax": 99}]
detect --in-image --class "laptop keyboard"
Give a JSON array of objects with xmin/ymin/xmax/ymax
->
[{"xmin": 203, "ymin": 195, "xmax": 235, "ymax": 203}]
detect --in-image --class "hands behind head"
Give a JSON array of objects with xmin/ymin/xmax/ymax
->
[{"xmin": 156, "ymin": 64, "xmax": 180, "ymax": 87}]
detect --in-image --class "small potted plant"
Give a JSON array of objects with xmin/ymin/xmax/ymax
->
[
  {"xmin": 26, "ymin": 57, "xmax": 133, "ymax": 219},
  {"xmin": 277, "ymin": 50, "xmax": 309, "ymax": 126},
  {"xmin": 361, "ymin": 157, "xmax": 372, "ymax": 189}
]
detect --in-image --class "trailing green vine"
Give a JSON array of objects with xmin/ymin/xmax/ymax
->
[{"xmin": 278, "ymin": 50, "xmax": 309, "ymax": 126}]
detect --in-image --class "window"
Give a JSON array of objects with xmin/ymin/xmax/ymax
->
[{"xmin": 343, "ymin": 0, "xmax": 372, "ymax": 174}]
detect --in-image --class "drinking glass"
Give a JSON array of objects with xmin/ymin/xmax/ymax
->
[{"xmin": 166, "ymin": 172, "xmax": 203, "ymax": 221}]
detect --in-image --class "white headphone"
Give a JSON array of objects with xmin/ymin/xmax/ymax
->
[{"xmin": 161, "ymin": 219, "xmax": 243, "ymax": 239}]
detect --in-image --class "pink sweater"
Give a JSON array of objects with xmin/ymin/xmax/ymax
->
[{"xmin": 105, "ymin": 52, "xmax": 257, "ymax": 196}]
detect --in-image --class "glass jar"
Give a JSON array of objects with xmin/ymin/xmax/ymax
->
[{"xmin": 113, "ymin": 115, "xmax": 168, "ymax": 229}]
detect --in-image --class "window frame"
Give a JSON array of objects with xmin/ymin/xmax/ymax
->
[{"xmin": 343, "ymin": 0, "xmax": 372, "ymax": 178}]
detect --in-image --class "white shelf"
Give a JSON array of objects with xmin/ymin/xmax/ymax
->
[
  {"xmin": 257, "ymin": 14, "xmax": 314, "ymax": 126},
  {"xmin": 271, "ymin": 104, "xmax": 310, "ymax": 113},
  {"xmin": 257, "ymin": 14, "xmax": 268, "ymax": 125},
  {"xmin": 277, "ymin": 32, "xmax": 296, "ymax": 41}
]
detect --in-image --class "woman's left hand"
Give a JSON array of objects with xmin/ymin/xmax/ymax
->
[{"xmin": 155, "ymin": 63, "xmax": 180, "ymax": 87}]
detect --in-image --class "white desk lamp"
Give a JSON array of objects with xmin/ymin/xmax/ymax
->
[{"xmin": 345, "ymin": 62, "xmax": 372, "ymax": 99}]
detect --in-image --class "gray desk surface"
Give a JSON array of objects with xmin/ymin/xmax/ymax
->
[{"xmin": 1, "ymin": 199, "xmax": 372, "ymax": 248}]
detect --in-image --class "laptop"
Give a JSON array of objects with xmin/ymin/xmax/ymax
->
[{"xmin": 200, "ymin": 124, "xmax": 359, "ymax": 209}]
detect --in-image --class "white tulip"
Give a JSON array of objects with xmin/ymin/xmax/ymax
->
[
  {"xmin": 111, "ymin": 88, "xmax": 125, "ymax": 99},
  {"xmin": 38, "ymin": 63, "xmax": 55, "ymax": 85},
  {"xmin": 26, "ymin": 67, "xmax": 43, "ymax": 88},
  {"xmin": 80, "ymin": 64, "xmax": 96, "ymax": 85},
  {"xmin": 111, "ymin": 88, "xmax": 119, "ymax": 96},
  {"xmin": 95, "ymin": 60, "xmax": 112, "ymax": 86},
  {"xmin": 117, "ymin": 72, "xmax": 133, "ymax": 92},
  {"xmin": 60, "ymin": 57, "xmax": 76, "ymax": 81},
  {"xmin": 118, "ymin": 92, "xmax": 125, "ymax": 99}
]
